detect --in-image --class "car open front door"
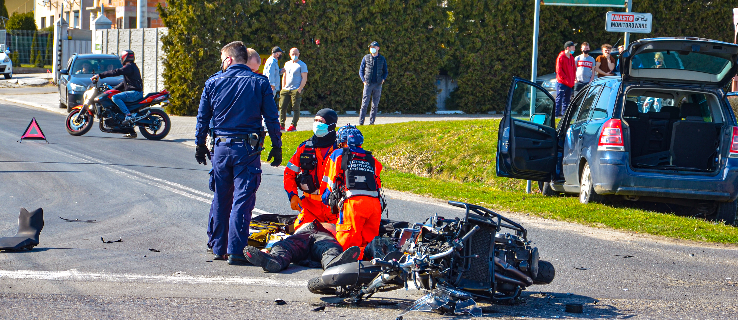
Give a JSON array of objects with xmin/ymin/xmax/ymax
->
[{"xmin": 496, "ymin": 77, "xmax": 558, "ymax": 181}]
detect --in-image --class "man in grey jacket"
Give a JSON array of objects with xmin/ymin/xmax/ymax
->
[
  {"xmin": 263, "ymin": 46, "xmax": 284, "ymax": 99},
  {"xmin": 358, "ymin": 41, "xmax": 388, "ymax": 125}
]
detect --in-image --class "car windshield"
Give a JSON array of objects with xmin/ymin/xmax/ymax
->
[{"xmin": 72, "ymin": 58, "xmax": 122, "ymax": 75}]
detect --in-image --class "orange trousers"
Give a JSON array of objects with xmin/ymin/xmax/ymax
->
[
  {"xmin": 293, "ymin": 195, "xmax": 336, "ymax": 231},
  {"xmin": 335, "ymin": 196, "xmax": 382, "ymax": 259}
]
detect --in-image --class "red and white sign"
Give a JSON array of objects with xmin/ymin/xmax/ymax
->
[{"xmin": 605, "ymin": 12, "xmax": 652, "ymax": 34}]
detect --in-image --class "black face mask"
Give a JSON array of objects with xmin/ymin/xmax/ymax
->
[{"xmin": 583, "ymin": 50, "xmax": 590, "ymax": 54}]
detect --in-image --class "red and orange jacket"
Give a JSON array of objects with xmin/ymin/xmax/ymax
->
[
  {"xmin": 284, "ymin": 140, "xmax": 337, "ymax": 200},
  {"xmin": 321, "ymin": 147, "xmax": 383, "ymax": 205}
]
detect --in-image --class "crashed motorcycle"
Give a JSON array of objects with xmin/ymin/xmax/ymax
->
[
  {"xmin": 308, "ymin": 201, "xmax": 555, "ymax": 310},
  {"xmin": 65, "ymin": 79, "xmax": 171, "ymax": 140}
]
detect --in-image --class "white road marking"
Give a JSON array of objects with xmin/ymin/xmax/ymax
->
[{"xmin": 0, "ymin": 269, "xmax": 306, "ymax": 287}]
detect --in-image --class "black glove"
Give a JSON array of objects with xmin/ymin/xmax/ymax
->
[
  {"xmin": 267, "ymin": 147, "xmax": 282, "ymax": 167},
  {"xmin": 196, "ymin": 143, "xmax": 211, "ymax": 165}
]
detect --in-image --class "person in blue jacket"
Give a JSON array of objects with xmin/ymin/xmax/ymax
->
[
  {"xmin": 358, "ymin": 41, "xmax": 388, "ymax": 126},
  {"xmin": 195, "ymin": 41, "xmax": 283, "ymax": 265}
]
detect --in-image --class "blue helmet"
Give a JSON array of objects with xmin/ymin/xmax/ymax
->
[{"xmin": 336, "ymin": 124, "xmax": 364, "ymax": 147}]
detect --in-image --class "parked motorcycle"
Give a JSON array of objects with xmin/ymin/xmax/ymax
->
[
  {"xmin": 308, "ymin": 201, "xmax": 555, "ymax": 309},
  {"xmin": 65, "ymin": 80, "xmax": 171, "ymax": 140}
]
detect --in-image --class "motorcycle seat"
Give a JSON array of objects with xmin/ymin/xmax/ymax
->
[
  {"xmin": 0, "ymin": 208, "xmax": 44, "ymax": 251},
  {"xmin": 124, "ymin": 92, "xmax": 159, "ymax": 106}
]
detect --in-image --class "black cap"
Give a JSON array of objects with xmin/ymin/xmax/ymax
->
[
  {"xmin": 368, "ymin": 41, "xmax": 380, "ymax": 47},
  {"xmin": 564, "ymin": 41, "xmax": 577, "ymax": 49},
  {"xmin": 272, "ymin": 46, "xmax": 283, "ymax": 54},
  {"xmin": 316, "ymin": 108, "xmax": 338, "ymax": 129}
]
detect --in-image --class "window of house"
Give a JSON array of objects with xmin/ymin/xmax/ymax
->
[
  {"xmin": 129, "ymin": 17, "xmax": 137, "ymax": 28},
  {"xmin": 117, "ymin": 18, "xmax": 123, "ymax": 29},
  {"xmin": 41, "ymin": 17, "xmax": 46, "ymax": 29},
  {"xmin": 74, "ymin": 11, "xmax": 80, "ymax": 28}
]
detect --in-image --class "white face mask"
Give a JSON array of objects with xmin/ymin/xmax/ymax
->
[
  {"xmin": 370, "ymin": 48, "xmax": 377, "ymax": 54},
  {"xmin": 291, "ymin": 55, "xmax": 298, "ymax": 61}
]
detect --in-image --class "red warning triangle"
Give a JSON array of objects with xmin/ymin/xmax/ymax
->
[{"xmin": 19, "ymin": 118, "xmax": 48, "ymax": 143}]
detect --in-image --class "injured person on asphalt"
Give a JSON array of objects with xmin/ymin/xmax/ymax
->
[{"xmin": 243, "ymin": 220, "xmax": 360, "ymax": 273}]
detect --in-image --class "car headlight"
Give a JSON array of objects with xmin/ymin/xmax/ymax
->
[
  {"xmin": 2, "ymin": 57, "xmax": 9, "ymax": 63},
  {"xmin": 542, "ymin": 80, "xmax": 556, "ymax": 89},
  {"xmin": 69, "ymin": 83, "xmax": 86, "ymax": 92}
]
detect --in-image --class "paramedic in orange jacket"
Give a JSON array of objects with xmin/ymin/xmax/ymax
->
[
  {"xmin": 322, "ymin": 125, "xmax": 383, "ymax": 259},
  {"xmin": 284, "ymin": 108, "xmax": 339, "ymax": 230}
]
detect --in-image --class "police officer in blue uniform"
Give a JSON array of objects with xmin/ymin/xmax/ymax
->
[{"xmin": 195, "ymin": 41, "xmax": 283, "ymax": 265}]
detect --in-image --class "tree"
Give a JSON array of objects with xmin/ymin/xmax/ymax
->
[
  {"xmin": 6, "ymin": 12, "xmax": 36, "ymax": 31},
  {"xmin": 30, "ymin": 31, "xmax": 37, "ymax": 63},
  {"xmin": 0, "ymin": 0, "xmax": 8, "ymax": 24},
  {"xmin": 34, "ymin": 50, "xmax": 42, "ymax": 67}
]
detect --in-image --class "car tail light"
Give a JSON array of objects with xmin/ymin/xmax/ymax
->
[
  {"xmin": 730, "ymin": 126, "xmax": 738, "ymax": 158},
  {"xmin": 597, "ymin": 119, "xmax": 625, "ymax": 151}
]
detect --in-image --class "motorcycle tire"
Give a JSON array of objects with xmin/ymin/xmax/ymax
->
[
  {"xmin": 66, "ymin": 109, "xmax": 93, "ymax": 136},
  {"xmin": 533, "ymin": 260, "xmax": 555, "ymax": 285},
  {"xmin": 138, "ymin": 109, "xmax": 171, "ymax": 140},
  {"xmin": 307, "ymin": 277, "xmax": 336, "ymax": 295}
]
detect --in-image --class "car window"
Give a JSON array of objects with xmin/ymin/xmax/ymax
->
[
  {"xmin": 571, "ymin": 86, "xmax": 601, "ymax": 124},
  {"xmin": 590, "ymin": 86, "xmax": 611, "ymax": 120},
  {"xmin": 66, "ymin": 57, "xmax": 74, "ymax": 70},
  {"xmin": 72, "ymin": 58, "xmax": 122, "ymax": 75},
  {"xmin": 509, "ymin": 80, "xmax": 555, "ymax": 128}
]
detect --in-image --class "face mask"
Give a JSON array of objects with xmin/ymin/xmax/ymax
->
[
  {"xmin": 655, "ymin": 60, "xmax": 662, "ymax": 66},
  {"xmin": 582, "ymin": 50, "xmax": 590, "ymax": 54},
  {"xmin": 370, "ymin": 48, "xmax": 377, "ymax": 54},
  {"xmin": 570, "ymin": 50, "xmax": 575, "ymax": 55},
  {"xmin": 220, "ymin": 57, "xmax": 229, "ymax": 72},
  {"xmin": 291, "ymin": 55, "xmax": 298, "ymax": 61},
  {"xmin": 313, "ymin": 122, "xmax": 334, "ymax": 137}
]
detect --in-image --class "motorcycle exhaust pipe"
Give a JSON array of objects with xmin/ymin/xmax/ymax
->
[
  {"xmin": 494, "ymin": 272, "xmax": 528, "ymax": 287},
  {"xmin": 494, "ymin": 257, "xmax": 533, "ymax": 286}
]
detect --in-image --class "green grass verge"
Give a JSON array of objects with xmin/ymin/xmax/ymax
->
[
  {"xmin": 19, "ymin": 64, "xmax": 52, "ymax": 69},
  {"xmin": 262, "ymin": 119, "xmax": 738, "ymax": 244}
]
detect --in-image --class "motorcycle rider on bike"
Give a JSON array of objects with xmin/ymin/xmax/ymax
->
[{"xmin": 90, "ymin": 49, "xmax": 143, "ymax": 138}]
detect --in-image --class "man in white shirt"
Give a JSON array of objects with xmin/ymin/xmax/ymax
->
[
  {"xmin": 574, "ymin": 42, "xmax": 595, "ymax": 93},
  {"xmin": 279, "ymin": 47, "xmax": 308, "ymax": 132}
]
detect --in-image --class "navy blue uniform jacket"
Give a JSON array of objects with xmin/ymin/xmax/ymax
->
[{"xmin": 195, "ymin": 64, "xmax": 282, "ymax": 148}]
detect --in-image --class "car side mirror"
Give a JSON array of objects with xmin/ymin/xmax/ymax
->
[{"xmin": 59, "ymin": 69, "xmax": 69, "ymax": 75}]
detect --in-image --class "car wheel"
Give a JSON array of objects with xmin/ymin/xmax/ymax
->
[
  {"xmin": 579, "ymin": 162, "xmax": 603, "ymax": 204},
  {"xmin": 538, "ymin": 181, "xmax": 557, "ymax": 196},
  {"xmin": 716, "ymin": 199, "xmax": 738, "ymax": 226}
]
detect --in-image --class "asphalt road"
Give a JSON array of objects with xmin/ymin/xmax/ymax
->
[{"xmin": 0, "ymin": 100, "xmax": 736, "ymax": 319}]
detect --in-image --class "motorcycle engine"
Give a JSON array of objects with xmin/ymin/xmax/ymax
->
[{"xmin": 494, "ymin": 233, "xmax": 539, "ymax": 291}]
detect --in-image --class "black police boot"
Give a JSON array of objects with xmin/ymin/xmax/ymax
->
[
  {"xmin": 244, "ymin": 246, "xmax": 284, "ymax": 272},
  {"xmin": 324, "ymin": 246, "xmax": 361, "ymax": 270},
  {"xmin": 227, "ymin": 254, "xmax": 250, "ymax": 266}
]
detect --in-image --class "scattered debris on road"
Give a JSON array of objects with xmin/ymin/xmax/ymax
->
[
  {"xmin": 100, "ymin": 237, "xmax": 122, "ymax": 243},
  {"xmin": 60, "ymin": 216, "xmax": 96, "ymax": 223}
]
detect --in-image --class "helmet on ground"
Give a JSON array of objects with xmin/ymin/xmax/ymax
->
[
  {"xmin": 120, "ymin": 50, "xmax": 135, "ymax": 65},
  {"xmin": 336, "ymin": 124, "xmax": 363, "ymax": 147}
]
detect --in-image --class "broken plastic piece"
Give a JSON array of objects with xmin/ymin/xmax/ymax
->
[
  {"xmin": 59, "ymin": 216, "xmax": 96, "ymax": 223},
  {"xmin": 149, "ymin": 249, "xmax": 160, "ymax": 252},
  {"xmin": 101, "ymin": 237, "xmax": 122, "ymax": 243},
  {"xmin": 0, "ymin": 208, "xmax": 44, "ymax": 251},
  {"xmin": 311, "ymin": 306, "xmax": 325, "ymax": 312},
  {"xmin": 397, "ymin": 286, "xmax": 482, "ymax": 317},
  {"xmin": 274, "ymin": 299, "xmax": 286, "ymax": 305}
]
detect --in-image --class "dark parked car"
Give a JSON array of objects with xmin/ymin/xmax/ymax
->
[
  {"xmin": 497, "ymin": 37, "xmax": 738, "ymax": 224},
  {"xmin": 58, "ymin": 53, "xmax": 124, "ymax": 113}
]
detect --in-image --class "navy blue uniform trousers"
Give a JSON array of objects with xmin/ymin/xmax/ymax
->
[{"xmin": 210, "ymin": 139, "xmax": 262, "ymax": 256}]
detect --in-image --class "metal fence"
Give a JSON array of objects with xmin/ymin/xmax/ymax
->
[{"xmin": 2, "ymin": 30, "xmax": 54, "ymax": 67}]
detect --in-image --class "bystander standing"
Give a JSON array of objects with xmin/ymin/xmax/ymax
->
[
  {"xmin": 574, "ymin": 42, "xmax": 595, "ymax": 93},
  {"xmin": 358, "ymin": 41, "xmax": 388, "ymax": 125},
  {"xmin": 595, "ymin": 44, "xmax": 616, "ymax": 77},
  {"xmin": 263, "ymin": 47, "xmax": 284, "ymax": 99},
  {"xmin": 555, "ymin": 41, "xmax": 577, "ymax": 117},
  {"xmin": 279, "ymin": 48, "xmax": 308, "ymax": 132}
]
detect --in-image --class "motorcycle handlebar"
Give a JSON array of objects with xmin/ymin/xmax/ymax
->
[{"xmin": 371, "ymin": 259, "xmax": 396, "ymax": 268}]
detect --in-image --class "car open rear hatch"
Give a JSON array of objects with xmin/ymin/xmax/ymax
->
[{"xmin": 621, "ymin": 37, "xmax": 737, "ymax": 88}]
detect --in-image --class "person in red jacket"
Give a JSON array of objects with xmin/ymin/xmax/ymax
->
[
  {"xmin": 284, "ymin": 108, "xmax": 339, "ymax": 231},
  {"xmin": 555, "ymin": 41, "xmax": 577, "ymax": 117},
  {"xmin": 322, "ymin": 125, "xmax": 383, "ymax": 259}
]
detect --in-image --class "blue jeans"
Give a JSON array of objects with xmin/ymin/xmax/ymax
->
[
  {"xmin": 555, "ymin": 82, "xmax": 572, "ymax": 116},
  {"xmin": 211, "ymin": 139, "xmax": 262, "ymax": 256},
  {"xmin": 111, "ymin": 91, "xmax": 143, "ymax": 115}
]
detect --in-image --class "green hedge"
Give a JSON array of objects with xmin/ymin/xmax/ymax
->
[{"xmin": 160, "ymin": 0, "xmax": 736, "ymax": 116}]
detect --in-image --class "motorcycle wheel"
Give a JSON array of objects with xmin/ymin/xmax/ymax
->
[
  {"xmin": 307, "ymin": 277, "xmax": 336, "ymax": 295},
  {"xmin": 533, "ymin": 260, "xmax": 555, "ymax": 284},
  {"xmin": 138, "ymin": 109, "xmax": 171, "ymax": 140},
  {"xmin": 66, "ymin": 108, "xmax": 93, "ymax": 136}
]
